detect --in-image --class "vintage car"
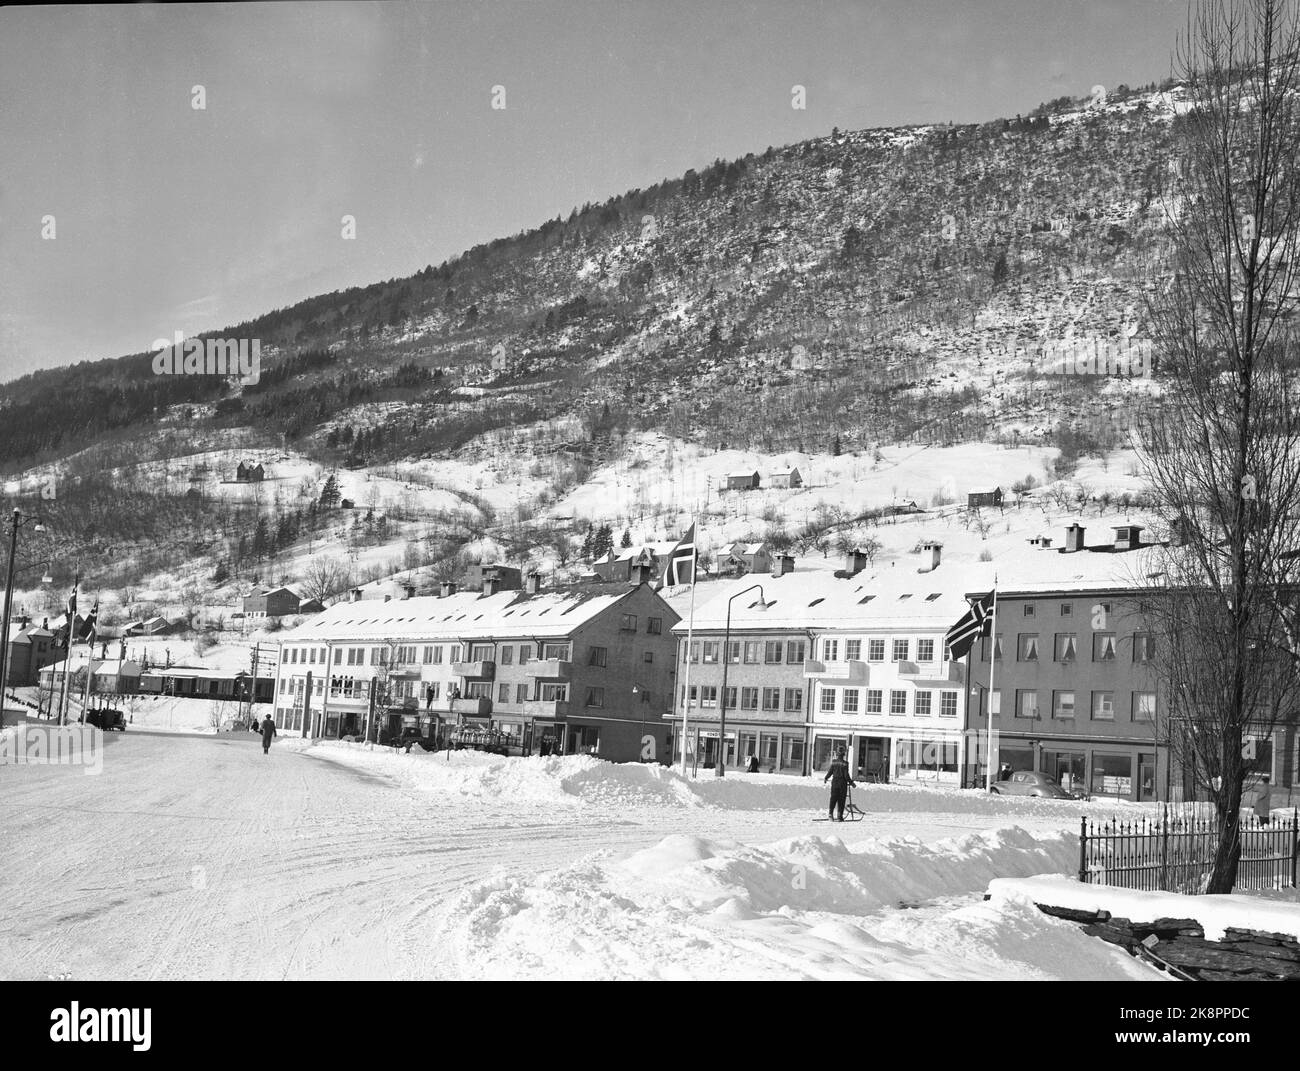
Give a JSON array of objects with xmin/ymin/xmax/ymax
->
[
  {"xmin": 989, "ymin": 770, "xmax": 1072, "ymax": 799},
  {"xmin": 82, "ymin": 708, "xmax": 127, "ymax": 731}
]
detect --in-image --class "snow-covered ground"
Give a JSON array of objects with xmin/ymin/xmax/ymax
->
[{"xmin": 0, "ymin": 733, "xmax": 1161, "ymax": 980}]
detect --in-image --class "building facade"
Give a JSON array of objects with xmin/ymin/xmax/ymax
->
[{"xmin": 273, "ymin": 581, "xmax": 681, "ymax": 762}]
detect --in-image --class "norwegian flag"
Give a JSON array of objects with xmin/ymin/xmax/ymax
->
[
  {"xmin": 63, "ymin": 585, "xmax": 77, "ymax": 650},
  {"xmin": 80, "ymin": 598, "xmax": 98, "ymax": 644},
  {"xmin": 945, "ymin": 591, "xmax": 994, "ymax": 661},
  {"xmin": 661, "ymin": 523, "xmax": 697, "ymax": 588}
]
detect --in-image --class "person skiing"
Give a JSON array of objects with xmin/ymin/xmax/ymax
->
[
  {"xmin": 260, "ymin": 714, "xmax": 276, "ymax": 755},
  {"xmin": 823, "ymin": 746, "xmax": 855, "ymax": 821}
]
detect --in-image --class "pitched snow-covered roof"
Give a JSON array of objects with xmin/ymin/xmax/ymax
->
[
  {"xmin": 284, "ymin": 583, "xmax": 642, "ymax": 642},
  {"xmin": 968, "ymin": 485, "xmax": 1001, "ymax": 495}
]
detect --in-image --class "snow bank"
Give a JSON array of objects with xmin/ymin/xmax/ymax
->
[
  {"xmin": 284, "ymin": 741, "xmax": 1141, "ymax": 818},
  {"xmin": 430, "ymin": 826, "xmax": 1155, "ymax": 980},
  {"xmin": 987, "ymin": 875, "xmax": 1300, "ymax": 942}
]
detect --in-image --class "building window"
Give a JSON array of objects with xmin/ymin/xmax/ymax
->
[
  {"xmin": 542, "ymin": 643, "xmax": 568, "ymax": 661},
  {"xmin": 866, "ymin": 689, "xmax": 883, "ymax": 714},
  {"xmin": 1060, "ymin": 603, "xmax": 1073, "ymax": 616},
  {"xmin": 620, "ymin": 613, "xmax": 638, "ymax": 632},
  {"xmin": 1091, "ymin": 752, "xmax": 1133, "ymax": 796},
  {"xmin": 741, "ymin": 687, "xmax": 759, "ymax": 710},
  {"xmin": 1016, "ymin": 690, "xmax": 1039, "ymax": 719},
  {"xmin": 868, "ymin": 639, "xmax": 886, "ymax": 662},
  {"xmin": 915, "ymin": 690, "xmax": 932, "ymax": 716},
  {"xmin": 1091, "ymin": 691, "xmax": 1115, "ymax": 720},
  {"xmin": 1017, "ymin": 635, "xmax": 1039, "ymax": 661},
  {"xmin": 647, "ymin": 617, "xmax": 662, "ymax": 635},
  {"xmin": 703, "ymin": 641, "xmax": 721, "ymax": 664},
  {"xmin": 518, "ymin": 644, "xmax": 531, "ymax": 664},
  {"xmin": 823, "ymin": 638, "xmax": 839, "ymax": 661},
  {"xmin": 764, "ymin": 641, "xmax": 783, "ymax": 664},
  {"xmin": 1054, "ymin": 634, "xmax": 1077, "ymax": 662},
  {"xmin": 842, "ymin": 689, "xmax": 859, "ymax": 714},
  {"xmin": 586, "ymin": 687, "xmax": 606, "ymax": 708},
  {"xmin": 500, "ymin": 646, "xmax": 513, "ymax": 666},
  {"xmin": 889, "ymin": 690, "xmax": 907, "ymax": 715},
  {"xmin": 917, "ymin": 638, "xmax": 935, "ymax": 662},
  {"xmin": 939, "ymin": 691, "xmax": 958, "ymax": 718},
  {"xmin": 820, "ymin": 688, "xmax": 836, "ymax": 713},
  {"xmin": 1133, "ymin": 691, "xmax": 1156, "ymax": 721},
  {"xmin": 892, "ymin": 639, "xmax": 909, "ymax": 662},
  {"xmin": 542, "ymin": 683, "xmax": 568, "ymax": 702},
  {"xmin": 469, "ymin": 644, "xmax": 492, "ymax": 662},
  {"xmin": 1024, "ymin": 603, "xmax": 1035, "ymax": 617},
  {"xmin": 498, "ymin": 683, "xmax": 510, "ymax": 703},
  {"xmin": 516, "ymin": 683, "xmax": 528, "ymax": 703},
  {"xmin": 643, "ymin": 651, "xmax": 654, "ymax": 663},
  {"xmin": 845, "ymin": 639, "xmax": 862, "ymax": 660},
  {"xmin": 786, "ymin": 640, "xmax": 806, "ymax": 664},
  {"xmin": 784, "ymin": 688, "xmax": 803, "ymax": 712},
  {"xmin": 743, "ymin": 641, "xmax": 760, "ymax": 664},
  {"xmin": 762, "ymin": 687, "xmax": 781, "ymax": 711},
  {"xmin": 640, "ymin": 689, "xmax": 652, "ymax": 704},
  {"xmin": 723, "ymin": 686, "xmax": 737, "ymax": 710},
  {"xmin": 588, "ymin": 646, "xmax": 608, "ymax": 667},
  {"xmin": 1093, "ymin": 633, "xmax": 1118, "ymax": 662},
  {"xmin": 1053, "ymin": 690, "xmax": 1076, "ymax": 719},
  {"xmin": 725, "ymin": 640, "xmax": 741, "ymax": 663},
  {"xmin": 431, "ymin": 646, "xmax": 444, "ymax": 664},
  {"xmin": 1133, "ymin": 633, "xmax": 1155, "ymax": 663},
  {"xmin": 688, "ymin": 641, "xmax": 700, "ymax": 663}
]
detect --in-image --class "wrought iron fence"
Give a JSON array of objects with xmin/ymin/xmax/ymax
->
[{"xmin": 1079, "ymin": 808, "xmax": 1299, "ymax": 894}]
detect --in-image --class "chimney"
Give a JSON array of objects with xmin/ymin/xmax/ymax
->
[
  {"xmin": 351, "ymin": 588, "xmax": 364, "ymax": 602},
  {"xmin": 483, "ymin": 576, "xmax": 500, "ymax": 596},
  {"xmin": 403, "ymin": 584, "xmax": 416, "ymax": 600},
  {"xmin": 440, "ymin": 581, "xmax": 457, "ymax": 598},
  {"xmin": 383, "ymin": 594, "xmax": 391, "ymax": 603},
  {"xmin": 921, "ymin": 541, "xmax": 942, "ymax": 571},
  {"xmin": 630, "ymin": 563, "xmax": 654, "ymax": 586},
  {"xmin": 42, "ymin": 617, "xmax": 48, "ymax": 630},
  {"xmin": 772, "ymin": 553, "xmax": 795, "ymax": 577},
  {"xmin": 1113, "ymin": 525, "xmax": 1144, "ymax": 552},
  {"xmin": 526, "ymin": 571, "xmax": 542, "ymax": 594},
  {"xmin": 844, "ymin": 549, "xmax": 867, "ymax": 575},
  {"xmin": 1063, "ymin": 524, "xmax": 1086, "ymax": 553},
  {"xmin": 18, "ymin": 614, "xmax": 28, "ymax": 630}
]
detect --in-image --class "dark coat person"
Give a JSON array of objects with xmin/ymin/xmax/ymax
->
[
  {"xmin": 746, "ymin": 754, "xmax": 760, "ymax": 773},
  {"xmin": 260, "ymin": 715, "xmax": 276, "ymax": 755},
  {"xmin": 1254, "ymin": 775, "xmax": 1273, "ymax": 825},
  {"xmin": 823, "ymin": 747, "xmax": 855, "ymax": 821}
]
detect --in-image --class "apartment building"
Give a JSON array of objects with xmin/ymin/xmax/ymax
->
[{"xmin": 272, "ymin": 577, "xmax": 680, "ymax": 762}]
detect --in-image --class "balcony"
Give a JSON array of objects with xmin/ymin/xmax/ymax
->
[
  {"xmin": 451, "ymin": 659, "xmax": 496, "ymax": 680},
  {"xmin": 803, "ymin": 659, "xmax": 869, "ymax": 684},
  {"xmin": 528, "ymin": 658, "xmax": 572, "ymax": 680},
  {"xmin": 898, "ymin": 660, "xmax": 966, "ymax": 687},
  {"xmin": 524, "ymin": 699, "xmax": 570, "ymax": 719},
  {"xmin": 450, "ymin": 696, "xmax": 493, "ymax": 716}
]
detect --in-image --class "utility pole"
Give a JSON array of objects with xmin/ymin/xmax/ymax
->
[
  {"xmin": 0, "ymin": 509, "xmax": 19, "ymax": 723},
  {"xmin": 248, "ymin": 642, "xmax": 260, "ymax": 726}
]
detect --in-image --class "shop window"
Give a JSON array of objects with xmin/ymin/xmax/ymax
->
[{"xmin": 1091, "ymin": 752, "xmax": 1133, "ymax": 796}]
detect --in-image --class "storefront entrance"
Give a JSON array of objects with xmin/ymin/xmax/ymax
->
[{"xmin": 855, "ymin": 736, "xmax": 890, "ymax": 781}]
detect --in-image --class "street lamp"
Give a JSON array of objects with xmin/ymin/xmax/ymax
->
[{"xmin": 717, "ymin": 583, "xmax": 768, "ymax": 778}]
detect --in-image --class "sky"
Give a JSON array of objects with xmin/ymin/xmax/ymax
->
[{"xmin": 0, "ymin": 1, "xmax": 1191, "ymax": 382}]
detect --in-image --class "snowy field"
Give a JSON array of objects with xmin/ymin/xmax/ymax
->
[{"xmin": 0, "ymin": 732, "xmax": 1160, "ymax": 980}]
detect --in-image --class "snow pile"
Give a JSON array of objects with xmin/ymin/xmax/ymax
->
[
  {"xmin": 287, "ymin": 741, "xmax": 1142, "ymax": 819},
  {"xmin": 429, "ymin": 827, "xmax": 1157, "ymax": 980},
  {"xmin": 988, "ymin": 875, "xmax": 1300, "ymax": 941}
]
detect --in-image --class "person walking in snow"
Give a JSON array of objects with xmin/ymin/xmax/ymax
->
[
  {"xmin": 1254, "ymin": 774, "xmax": 1273, "ymax": 826},
  {"xmin": 260, "ymin": 714, "xmax": 276, "ymax": 755},
  {"xmin": 746, "ymin": 753, "xmax": 760, "ymax": 773},
  {"xmin": 823, "ymin": 746, "xmax": 855, "ymax": 822}
]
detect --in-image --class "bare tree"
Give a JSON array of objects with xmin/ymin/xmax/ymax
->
[
  {"xmin": 300, "ymin": 557, "xmax": 351, "ymax": 605},
  {"xmin": 1140, "ymin": 0, "xmax": 1300, "ymax": 892}
]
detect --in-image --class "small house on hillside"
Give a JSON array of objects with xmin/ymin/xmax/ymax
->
[
  {"xmin": 769, "ymin": 468, "xmax": 803, "ymax": 489},
  {"xmin": 967, "ymin": 486, "xmax": 1003, "ymax": 508},
  {"xmin": 243, "ymin": 587, "xmax": 302, "ymax": 619},
  {"xmin": 235, "ymin": 461, "xmax": 266, "ymax": 483},
  {"xmin": 726, "ymin": 471, "xmax": 761, "ymax": 492},
  {"xmin": 720, "ymin": 542, "xmax": 770, "ymax": 576}
]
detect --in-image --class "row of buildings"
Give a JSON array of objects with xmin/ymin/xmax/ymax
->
[{"xmin": 266, "ymin": 522, "xmax": 1299, "ymax": 802}]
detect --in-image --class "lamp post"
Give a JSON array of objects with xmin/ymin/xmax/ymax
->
[{"xmin": 717, "ymin": 583, "xmax": 767, "ymax": 779}]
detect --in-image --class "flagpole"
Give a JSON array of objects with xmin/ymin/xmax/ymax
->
[{"xmin": 984, "ymin": 578, "xmax": 998, "ymax": 793}]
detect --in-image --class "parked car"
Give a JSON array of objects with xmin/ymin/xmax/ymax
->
[
  {"xmin": 82, "ymin": 708, "xmax": 126, "ymax": 732},
  {"xmin": 990, "ymin": 770, "xmax": 1071, "ymax": 799}
]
